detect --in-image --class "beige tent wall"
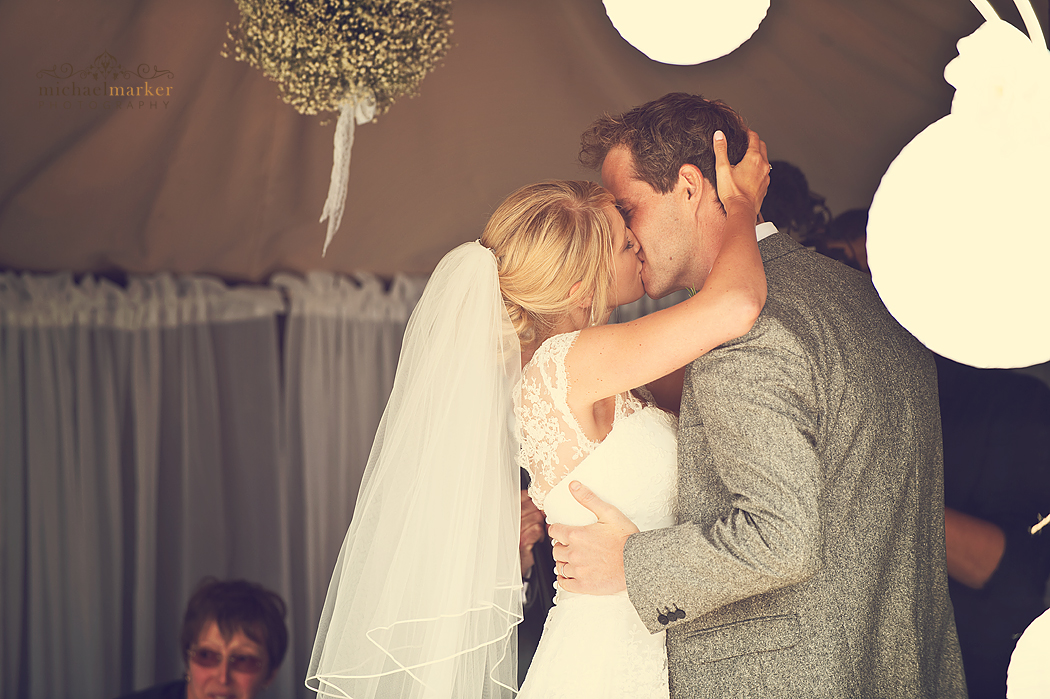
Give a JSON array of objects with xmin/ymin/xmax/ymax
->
[
  {"xmin": 3, "ymin": 4, "xmax": 1050, "ymax": 698},
  {"xmin": 3, "ymin": 0, "xmax": 1045, "ymax": 281}
]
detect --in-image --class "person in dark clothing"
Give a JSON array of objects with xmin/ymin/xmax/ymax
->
[{"xmin": 936, "ymin": 354, "xmax": 1050, "ymax": 699}]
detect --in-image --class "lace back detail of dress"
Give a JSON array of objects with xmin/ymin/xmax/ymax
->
[{"xmin": 515, "ymin": 331, "xmax": 645, "ymax": 509}]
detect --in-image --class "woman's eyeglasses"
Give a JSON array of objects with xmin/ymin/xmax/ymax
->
[{"xmin": 189, "ymin": 647, "xmax": 266, "ymax": 674}]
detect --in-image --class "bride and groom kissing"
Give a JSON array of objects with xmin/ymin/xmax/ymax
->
[{"xmin": 308, "ymin": 93, "xmax": 968, "ymax": 699}]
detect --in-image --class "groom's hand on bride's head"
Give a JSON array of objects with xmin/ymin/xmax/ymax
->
[{"xmin": 547, "ymin": 481, "xmax": 639, "ymax": 595}]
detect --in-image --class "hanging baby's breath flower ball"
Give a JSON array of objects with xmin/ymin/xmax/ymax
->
[{"xmin": 223, "ymin": 0, "xmax": 453, "ymax": 116}]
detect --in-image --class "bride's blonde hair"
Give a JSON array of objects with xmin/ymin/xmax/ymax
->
[{"xmin": 481, "ymin": 180, "xmax": 617, "ymax": 348}]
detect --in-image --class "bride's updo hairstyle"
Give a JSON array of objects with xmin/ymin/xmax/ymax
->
[{"xmin": 481, "ymin": 180, "xmax": 617, "ymax": 348}]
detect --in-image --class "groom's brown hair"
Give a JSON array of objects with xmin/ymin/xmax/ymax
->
[{"xmin": 580, "ymin": 92, "xmax": 749, "ymax": 195}]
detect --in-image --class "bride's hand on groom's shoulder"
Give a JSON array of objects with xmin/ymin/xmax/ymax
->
[{"xmin": 548, "ymin": 481, "xmax": 639, "ymax": 595}]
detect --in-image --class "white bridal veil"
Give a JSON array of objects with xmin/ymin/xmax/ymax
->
[{"xmin": 306, "ymin": 241, "xmax": 524, "ymax": 698}]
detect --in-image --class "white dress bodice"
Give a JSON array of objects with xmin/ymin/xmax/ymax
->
[
  {"xmin": 516, "ymin": 331, "xmax": 678, "ymax": 525},
  {"xmin": 516, "ymin": 331, "xmax": 678, "ymax": 698}
]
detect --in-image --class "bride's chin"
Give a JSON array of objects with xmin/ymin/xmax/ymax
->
[{"xmin": 617, "ymin": 289, "xmax": 645, "ymax": 308}]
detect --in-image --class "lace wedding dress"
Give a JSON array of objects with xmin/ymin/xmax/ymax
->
[{"xmin": 516, "ymin": 331, "xmax": 678, "ymax": 699}]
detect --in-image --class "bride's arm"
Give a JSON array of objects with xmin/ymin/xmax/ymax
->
[{"xmin": 569, "ymin": 129, "xmax": 769, "ymax": 405}]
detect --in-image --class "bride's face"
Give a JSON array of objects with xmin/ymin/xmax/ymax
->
[{"xmin": 606, "ymin": 205, "xmax": 644, "ymax": 308}]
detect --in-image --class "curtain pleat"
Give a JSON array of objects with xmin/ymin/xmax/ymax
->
[
  {"xmin": 0, "ymin": 267, "xmax": 673, "ymax": 699},
  {"xmin": 1, "ymin": 270, "xmax": 433, "ymax": 699},
  {"xmin": 0, "ymin": 310, "xmax": 28, "ymax": 699},
  {"xmin": 273, "ymin": 271, "xmax": 426, "ymax": 693}
]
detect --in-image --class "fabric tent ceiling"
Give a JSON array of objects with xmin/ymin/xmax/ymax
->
[{"xmin": 1, "ymin": 0, "xmax": 1045, "ymax": 281}]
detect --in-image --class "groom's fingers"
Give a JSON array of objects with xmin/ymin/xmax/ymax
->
[
  {"xmin": 548, "ymin": 525, "xmax": 572, "ymax": 566},
  {"xmin": 547, "ymin": 483, "xmax": 636, "ymax": 594},
  {"xmin": 548, "ymin": 529, "xmax": 575, "ymax": 583},
  {"xmin": 568, "ymin": 480, "xmax": 619, "ymax": 522},
  {"xmin": 547, "ymin": 522, "xmax": 569, "ymax": 549}
]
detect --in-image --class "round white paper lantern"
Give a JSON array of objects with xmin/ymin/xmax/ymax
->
[
  {"xmin": 867, "ymin": 17, "xmax": 1050, "ymax": 368},
  {"xmin": 1007, "ymin": 607, "xmax": 1050, "ymax": 697},
  {"xmin": 603, "ymin": 0, "xmax": 769, "ymax": 65}
]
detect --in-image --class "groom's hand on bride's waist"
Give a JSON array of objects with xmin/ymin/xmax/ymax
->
[{"xmin": 548, "ymin": 481, "xmax": 639, "ymax": 595}]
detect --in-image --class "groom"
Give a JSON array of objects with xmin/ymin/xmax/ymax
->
[{"xmin": 549, "ymin": 93, "xmax": 967, "ymax": 697}]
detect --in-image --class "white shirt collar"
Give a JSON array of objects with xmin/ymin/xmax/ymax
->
[{"xmin": 756, "ymin": 221, "xmax": 778, "ymax": 242}]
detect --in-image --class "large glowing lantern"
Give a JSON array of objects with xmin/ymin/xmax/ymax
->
[
  {"xmin": 1008, "ymin": 607, "xmax": 1050, "ymax": 697},
  {"xmin": 867, "ymin": 0, "xmax": 1050, "ymax": 368},
  {"xmin": 603, "ymin": 0, "xmax": 769, "ymax": 65}
]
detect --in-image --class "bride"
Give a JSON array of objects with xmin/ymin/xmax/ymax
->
[{"xmin": 306, "ymin": 129, "xmax": 769, "ymax": 699}]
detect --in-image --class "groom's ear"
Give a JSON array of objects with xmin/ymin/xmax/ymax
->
[{"xmin": 677, "ymin": 164, "xmax": 706, "ymax": 207}]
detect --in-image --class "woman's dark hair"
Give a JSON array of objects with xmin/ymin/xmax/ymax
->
[{"xmin": 180, "ymin": 577, "xmax": 288, "ymax": 675}]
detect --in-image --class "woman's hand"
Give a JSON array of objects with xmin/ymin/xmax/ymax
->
[{"xmin": 713, "ymin": 129, "xmax": 769, "ymax": 219}]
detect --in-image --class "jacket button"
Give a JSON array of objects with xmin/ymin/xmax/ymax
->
[{"xmin": 657, "ymin": 610, "xmax": 669, "ymax": 625}]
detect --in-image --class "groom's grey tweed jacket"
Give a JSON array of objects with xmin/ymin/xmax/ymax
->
[{"xmin": 624, "ymin": 233, "xmax": 967, "ymax": 698}]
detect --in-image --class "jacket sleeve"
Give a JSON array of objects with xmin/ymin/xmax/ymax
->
[{"xmin": 623, "ymin": 315, "xmax": 824, "ymax": 633}]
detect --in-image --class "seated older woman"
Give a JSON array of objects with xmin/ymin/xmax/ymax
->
[{"xmin": 117, "ymin": 577, "xmax": 288, "ymax": 699}]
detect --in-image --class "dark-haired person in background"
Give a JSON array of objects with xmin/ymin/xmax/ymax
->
[
  {"xmin": 814, "ymin": 208, "xmax": 868, "ymax": 273},
  {"xmin": 116, "ymin": 578, "xmax": 288, "ymax": 699},
  {"xmin": 758, "ymin": 160, "xmax": 831, "ymax": 246}
]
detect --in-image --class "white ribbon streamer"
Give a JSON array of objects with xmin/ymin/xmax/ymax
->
[{"xmin": 320, "ymin": 87, "xmax": 377, "ymax": 256}]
